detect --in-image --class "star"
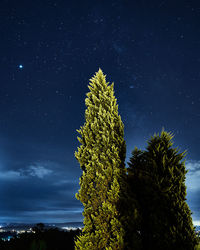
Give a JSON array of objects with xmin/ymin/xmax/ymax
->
[{"xmin": 18, "ymin": 64, "xmax": 23, "ymax": 69}]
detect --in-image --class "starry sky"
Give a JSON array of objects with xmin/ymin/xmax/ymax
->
[{"xmin": 0, "ymin": 0, "xmax": 200, "ymax": 225}]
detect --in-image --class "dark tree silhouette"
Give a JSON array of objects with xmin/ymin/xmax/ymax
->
[{"xmin": 128, "ymin": 130, "xmax": 198, "ymax": 250}]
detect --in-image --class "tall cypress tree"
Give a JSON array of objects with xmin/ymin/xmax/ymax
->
[
  {"xmin": 75, "ymin": 69, "xmax": 127, "ymax": 249},
  {"xmin": 128, "ymin": 130, "xmax": 198, "ymax": 250}
]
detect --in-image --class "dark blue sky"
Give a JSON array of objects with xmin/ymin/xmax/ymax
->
[{"xmin": 0, "ymin": 0, "xmax": 200, "ymax": 224}]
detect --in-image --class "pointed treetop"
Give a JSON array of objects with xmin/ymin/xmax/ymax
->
[{"xmin": 148, "ymin": 130, "xmax": 174, "ymax": 148}]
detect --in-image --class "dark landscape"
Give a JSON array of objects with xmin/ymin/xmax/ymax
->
[{"xmin": 0, "ymin": 223, "xmax": 81, "ymax": 250}]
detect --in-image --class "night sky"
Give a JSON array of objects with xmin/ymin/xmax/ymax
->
[{"xmin": 1, "ymin": 0, "xmax": 200, "ymax": 225}]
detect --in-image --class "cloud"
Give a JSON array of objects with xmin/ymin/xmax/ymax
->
[
  {"xmin": 0, "ymin": 174, "xmax": 81, "ymax": 223},
  {"xmin": 193, "ymin": 220, "xmax": 200, "ymax": 226},
  {"xmin": 0, "ymin": 170, "xmax": 21, "ymax": 180},
  {"xmin": 20, "ymin": 164, "xmax": 53, "ymax": 179},
  {"xmin": 0, "ymin": 157, "xmax": 82, "ymax": 223},
  {"xmin": 53, "ymin": 180, "xmax": 77, "ymax": 186},
  {"xmin": 184, "ymin": 160, "xmax": 200, "ymax": 223},
  {"xmin": 186, "ymin": 160, "xmax": 200, "ymax": 190},
  {"xmin": 186, "ymin": 160, "xmax": 200, "ymax": 173},
  {"xmin": 0, "ymin": 163, "xmax": 53, "ymax": 180}
]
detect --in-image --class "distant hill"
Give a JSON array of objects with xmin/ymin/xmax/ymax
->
[{"xmin": 1, "ymin": 222, "xmax": 83, "ymax": 231}]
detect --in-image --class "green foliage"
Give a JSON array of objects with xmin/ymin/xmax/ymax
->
[
  {"xmin": 128, "ymin": 130, "xmax": 198, "ymax": 250},
  {"xmin": 195, "ymin": 242, "xmax": 200, "ymax": 250},
  {"xmin": 75, "ymin": 69, "xmax": 128, "ymax": 249},
  {"xmin": 30, "ymin": 239, "xmax": 47, "ymax": 250}
]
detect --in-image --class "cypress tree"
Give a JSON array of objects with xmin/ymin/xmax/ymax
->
[
  {"xmin": 128, "ymin": 130, "xmax": 198, "ymax": 250},
  {"xmin": 74, "ymin": 69, "xmax": 127, "ymax": 249}
]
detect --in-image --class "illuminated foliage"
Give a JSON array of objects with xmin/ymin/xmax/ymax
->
[{"xmin": 75, "ymin": 69, "xmax": 127, "ymax": 249}]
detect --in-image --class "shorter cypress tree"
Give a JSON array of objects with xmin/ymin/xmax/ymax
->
[{"xmin": 128, "ymin": 130, "xmax": 198, "ymax": 250}]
